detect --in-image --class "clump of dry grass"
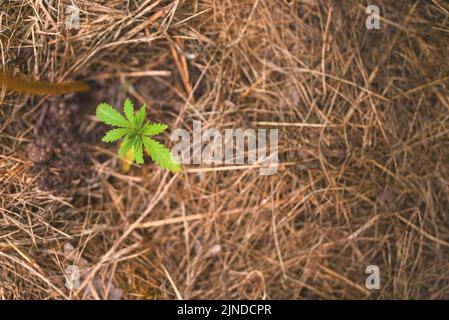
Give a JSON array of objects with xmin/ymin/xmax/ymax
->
[{"xmin": 1, "ymin": 0, "xmax": 449, "ymax": 299}]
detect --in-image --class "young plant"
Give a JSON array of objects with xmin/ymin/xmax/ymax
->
[{"xmin": 96, "ymin": 99, "xmax": 181, "ymax": 173}]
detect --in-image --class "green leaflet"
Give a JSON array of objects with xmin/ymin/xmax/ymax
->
[
  {"xmin": 143, "ymin": 137, "xmax": 181, "ymax": 173},
  {"xmin": 102, "ymin": 128, "xmax": 129, "ymax": 142},
  {"xmin": 123, "ymin": 98, "xmax": 135, "ymax": 125},
  {"xmin": 96, "ymin": 103, "xmax": 129, "ymax": 128},
  {"xmin": 134, "ymin": 136, "xmax": 144, "ymax": 164},
  {"xmin": 135, "ymin": 105, "xmax": 146, "ymax": 127},
  {"xmin": 143, "ymin": 123, "xmax": 168, "ymax": 136}
]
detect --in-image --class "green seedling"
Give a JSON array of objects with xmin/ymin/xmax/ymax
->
[{"xmin": 96, "ymin": 98, "xmax": 181, "ymax": 173}]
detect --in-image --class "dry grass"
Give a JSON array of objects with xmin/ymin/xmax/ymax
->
[{"xmin": 1, "ymin": 0, "xmax": 449, "ymax": 299}]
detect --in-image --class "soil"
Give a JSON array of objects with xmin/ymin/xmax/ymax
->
[{"xmin": 27, "ymin": 96, "xmax": 91, "ymax": 190}]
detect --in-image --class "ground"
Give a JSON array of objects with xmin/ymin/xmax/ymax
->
[{"xmin": 0, "ymin": 0, "xmax": 448, "ymax": 299}]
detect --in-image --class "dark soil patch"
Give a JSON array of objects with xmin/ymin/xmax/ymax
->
[{"xmin": 27, "ymin": 96, "xmax": 92, "ymax": 190}]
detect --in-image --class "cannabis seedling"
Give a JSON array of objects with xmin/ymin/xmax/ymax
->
[{"xmin": 96, "ymin": 99, "xmax": 181, "ymax": 172}]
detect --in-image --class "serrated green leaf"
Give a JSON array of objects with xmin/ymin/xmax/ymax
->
[
  {"xmin": 134, "ymin": 137, "xmax": 144, "ymax": 164},
  {"xmin": 102, "ymin": 128, "xmax": 129, "ymax": 142},
  {"xmin": 143, "ymin": 123, "xmax": 168, "ymax": 136},
  {"xmin": 135, "ymin": 105, "xmax": 146, "ymax": 127},
  {"xmin": 143, "ymin": 137, "xmax": 181, "ymax": 173},
  {"xmin": 96, "ymin": 103, "xmax": 130, "ymax": 128},
  {"xmin": 119, "ymin": 138, "xmax": 136, "ymax": 159},
  {"xmin": 123, "ymin": 99, "xmax": 135, "ymax": 125}
]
